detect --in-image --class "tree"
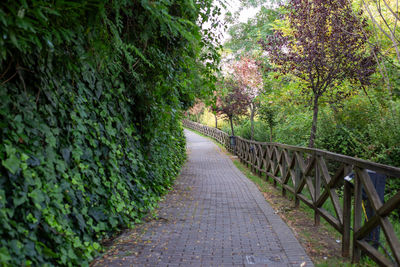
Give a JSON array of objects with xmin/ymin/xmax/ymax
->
[
  {"xmin": 258, "ymin": 102, "xmax": 277, "ymax": 142},
  {"xmin": 216, "ymin": 78, "xmax": 251, "ymax": 136},
  {"xmin": 360, "ymin": 0, "xmax": 400, "ymax": 64},
  {"xmin": 189, "ymin": 101, "xmax": 205, "ymax": 122},
  {"xmin": 260, "ymin": 0, "xmax": 377, "ymax": 148},
  {"xmin": 210, "ymin": 92, "xmax": 223, "ymax": 128},
  {"xmin": 224, "ymin": 6, "xmax": 281, "ymax": 59},
  {"xmin": 358, "ymin": 0, "xmax": 400, "ymax": 96},
  {"xmin": 232, "ymin": 56, "xmax": 263, "ymax": 140}
]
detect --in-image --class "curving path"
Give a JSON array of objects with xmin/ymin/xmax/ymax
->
[{"xmin": 94, "ymin": 129, "xmax": 313, "ymax": 267}]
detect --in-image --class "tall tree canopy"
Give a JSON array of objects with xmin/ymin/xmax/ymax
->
[
  {"xmin": 225, "ymin": 6, "xmax": 281, "ymax": 58},
  {"xmin": 260, "ymin": 0, "xmax": 377, "ymax": 147}
]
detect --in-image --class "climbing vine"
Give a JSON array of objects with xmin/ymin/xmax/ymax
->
[{"xmin": 0, "ymin": 0, "xmax": 219, "ymax": 266}]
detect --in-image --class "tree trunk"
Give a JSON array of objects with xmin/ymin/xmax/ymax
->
[
  {"xmin": 215, "ymin": 114, "xmax": 218, "ymax": 128},
  {"xmin": 229, "ymin": 116, "xmax": 235, "ymax": 136},
  {"xmin": 270, "ymin": 127, "xmax": 273, "ymax": 142},
  {"xmin": 309, "ymin": 95, "xmax": 320, "ymax": 148},
  {"xmin": 250, "ymin": 103, "xmax": 256, "ymax": 140}
]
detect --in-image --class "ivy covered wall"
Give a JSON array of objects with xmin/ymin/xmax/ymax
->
[{"xmin": 0, "ymin": 0, "xmax": 218, "ymax": 265}]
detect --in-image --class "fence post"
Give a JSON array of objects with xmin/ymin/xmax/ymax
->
[
  {"xmin": 282, "ymin": 156, "xmax": 287, "ymax": 197},
  {"xmin": 314, "ymin": 159, "xmax": 320, "ymax": 226},
  {"xmin": 352, "ymin": 169, "xmax": 362, "ymax": 263},
  {"xmin": 264, "ymin": 145, "xmax": 270, "ymax": 183},
  {"xmin": 342, "ymin": 180, "xmax": 351, "ymax": 257},
  {"xmin": 273, "ymin": 146, "xmax": 277, "ymax": 187},
  {"xmin": 294, "ymin": 160, "xmax": 300, "ymax": 208}
]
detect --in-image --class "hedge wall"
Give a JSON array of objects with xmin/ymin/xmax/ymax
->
[{"xmin": 0, "ymin": 0, "xmax": 217, "ymax": 265}]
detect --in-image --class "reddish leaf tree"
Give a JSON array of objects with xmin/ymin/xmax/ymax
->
[
  {"xmin": 260, "ymin": 0, "xmax": 377, "ymax": 148},
  {"xmin": 232, "ymin": 57, "xmax": 263, "ymax": 140},
  {"xmin": 189, "ymin": 100, "xmax": 205, "ymax": 122},
  {"xmin": 216, "ymin": 78, "xmax": 251, "ymax": 136}
]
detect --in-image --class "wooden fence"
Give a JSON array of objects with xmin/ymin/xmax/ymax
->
[{"xmin": 183, "ymin": 119, "xmax": 400, "ymax": 267}]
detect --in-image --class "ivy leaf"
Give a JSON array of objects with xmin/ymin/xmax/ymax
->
[
  {"xmin": 88, "ymin": 208, "xmax": 106, "ymax": 222},
  {"xmin": 74, "ymin": 213, "xmax": 86, "ymax": 232},
  {"xmin": 61, "ymin": 148, "xmax": 71, "ymax": 163},
  {"xmin": 36, "ymin": 242, "xmax": 58, "ymax": 258},
  {"xmin": 28, "ymin": 189, "xmax": 45, "ymax": 206},
  {"xmin": 0, "ymin": 247, "xmax": 11, "ymax": 263},
  {"xmin": 27, "ymin": 156, "xmax": 40, "ymax": 167},
  {"xmin": 2, "ymin": 154, "xmax": 20, "ymax": 174},
  {"xmin": 9, "ymin": 31, "xmax": 19, "ymax": 49},
  {"xmin": 92, "ymin": 242, "xmax": 100, "ymax": 250},
  {"xmin": 13, "ymin": 195, "xmax": 27, "ymax": 207}
]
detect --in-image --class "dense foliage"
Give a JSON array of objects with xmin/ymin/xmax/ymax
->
[
  {"xmin": 259, "ymin": 0, "xmax": 377, "ymax": 147},
  {"xmin": 0, "ymin": 0, "xmax": 219, "ymax": 266},
  {"xmin": 191, "ymin": 0, "xmax": 400, "ymax": 217},
  {"xmin": 214, "ymin": 77, "xmax": 251, "ymax": 136},
  {"xmin": 196, "ymin": 0, "xmax": 400, "ymax": 168},
  {"xmin": 224, "ymin": 3, "xmax": 281, "ymax": 58}
]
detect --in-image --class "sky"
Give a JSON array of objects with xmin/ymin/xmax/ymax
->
[{"xmin": 219, "ymin": 0, "xmax": 261, "ymax": 43}]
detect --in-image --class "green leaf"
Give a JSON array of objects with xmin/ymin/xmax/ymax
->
[
  {"xmin": 2, "ymin": 154, "xmax": 20, "ymax": 174},
  {"xmin": 28, "ymin": 189, "xmax": 45, "ymax": 205},
  {"xmin": 13, "ymin": 195, "xmax": 27, "ymax": 207},
  {"xmin": 9, "ymin": 31, "xmax": 20, "ymax": 49},
  {"xmin": 0, "ymin": 247, "xmax": 11, "ymax": 263},
  {"xmin": 92, "ymin": 242, "xmax": 100, "ymax": 250},
  {"xmin": 37, "ymin": 242, "xmax": 58, "ymax": 258}
]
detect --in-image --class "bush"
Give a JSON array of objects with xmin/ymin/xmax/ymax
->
[
  {"xmin": 316, "ymin": 99, "xmax": 400, "ymax": 167},
  {"xmin": 316, "ymin": 108, "xmax": 365, "ymax": 157},
  {"xmin": 366, "ymin": 102, "xmax": 400, "ymax": 167},
  {"xmin": 274, "ymin": 111, "xmax": 312, "ymax": 147},
  {"xmin": 230, "ymin": 120, "xmax": 269, "ymax": 141}
]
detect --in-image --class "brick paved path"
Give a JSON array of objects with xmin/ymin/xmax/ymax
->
[{"xmin": 94, "ymin": 129, "xmax": 313, "ymax": 267}]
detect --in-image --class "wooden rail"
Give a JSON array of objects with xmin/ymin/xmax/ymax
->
[{"xmin": 183, "ymin": 119, "xmax": 400, "ymax": 266}]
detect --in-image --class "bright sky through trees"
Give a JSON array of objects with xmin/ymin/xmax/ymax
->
[{"xmin": 209, "ymin": 0, "xmax": 261, "ymax": 43}]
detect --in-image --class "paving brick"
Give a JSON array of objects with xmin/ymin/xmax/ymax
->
[{"xmin": 93, "ymin": 130, "xmax": 313, "ymax": 267}]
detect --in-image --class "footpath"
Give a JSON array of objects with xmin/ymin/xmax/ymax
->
[{"xmin": 93, "ymin": 129, "xmax": 313, "ymax": 266}]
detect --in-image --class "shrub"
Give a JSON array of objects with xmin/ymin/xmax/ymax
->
[{"xmin": 274, "ymin": 111, "xmax": 312, "ymax": 147}]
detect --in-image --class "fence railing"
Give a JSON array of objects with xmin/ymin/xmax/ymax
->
[{"xmin": 183, "ymin": 119, "xmax": 400, "ymax": 267}]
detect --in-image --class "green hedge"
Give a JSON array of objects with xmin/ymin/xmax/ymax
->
[{"xmin": 0, "ymin": 0, "xmax": 216, "ymax": 265}]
